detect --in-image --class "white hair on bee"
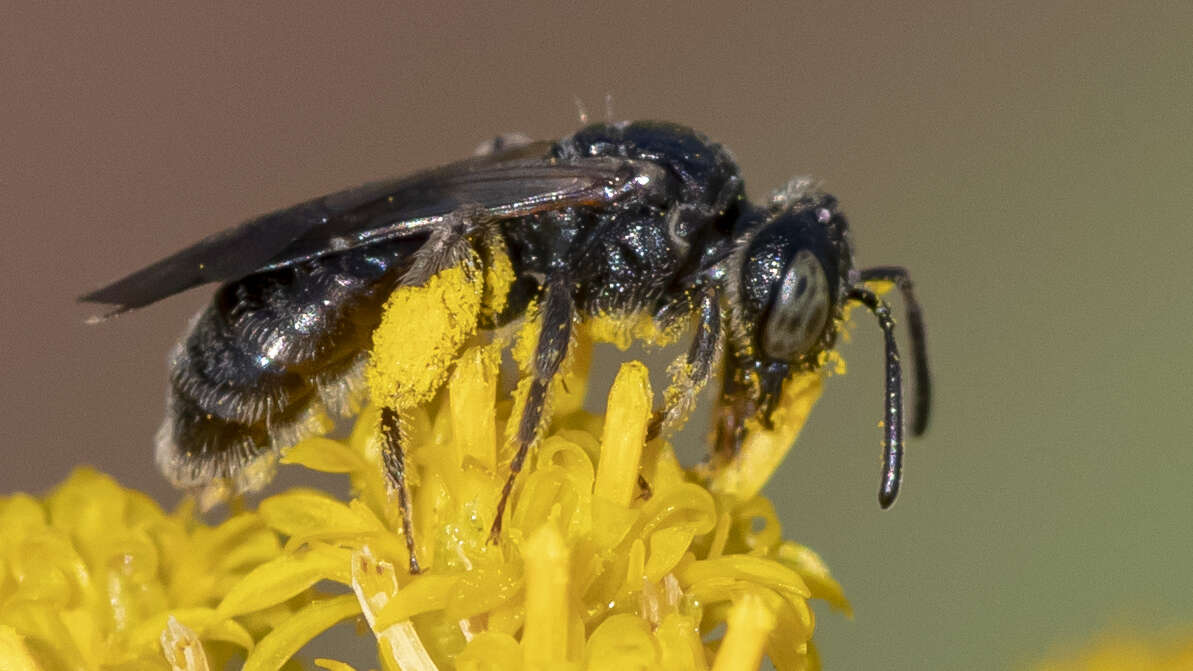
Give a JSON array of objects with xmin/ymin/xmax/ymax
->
[
  {"xmin": 768, "ymin": 177, "xmax": 822, "ymax": 209},
  {"xmin": 720, "ymin": 224, "xmax": 760, "ymax": 358},
  {"xmin": 156, "ymin": 341, "xmax": 371, "ymax": 508},
  {"xmin": 315, "ymin": 353, "xmax": 370, "ymax": 419},
  {"xmin": 472, "ymin": 132, "xmax": 533, "ymax": 157}
]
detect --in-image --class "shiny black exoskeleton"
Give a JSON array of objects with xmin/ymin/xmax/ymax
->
[{"xmin": 83, "ymin": 120, "xmax": 930, "ymax": 572}]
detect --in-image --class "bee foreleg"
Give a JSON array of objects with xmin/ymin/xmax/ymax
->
[
  {"xmin": 711, "ymin": 357, "xmax": 754, "ymax": 467},
  {"xmin": 488, "ymin": 274, "xmax": 574, "ymax": 543},
  {"xmin": 647, "ymin": 285, "xmax": 722, "ymax": 443}
]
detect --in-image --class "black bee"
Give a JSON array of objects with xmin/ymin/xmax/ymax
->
[{"xmin": 83, "ymin": 121, "xmax": 930, "ymax": 573}]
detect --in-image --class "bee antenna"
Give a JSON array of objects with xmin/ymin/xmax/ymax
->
[
  {"xmin": 859, "ymin": 266, "xmax": 931, "ymax": 435},
  {"xmin": 846, "ymin": 285, "xmax": 904, "ymax": 508}
]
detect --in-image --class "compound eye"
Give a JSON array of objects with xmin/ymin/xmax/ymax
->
[{"xmin": 761, "ymin": 249, "xmax": 831, "ymax": 360}]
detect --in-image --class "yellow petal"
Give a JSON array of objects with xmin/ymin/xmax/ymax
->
[
  {"xmin": 645, "ymin": 526, "xmax": 696, "ymax": 583},
  {"xmin": 351, "ymin": 546, "xmax": 439, "ymax": 671},
  {"xmin": 711, "ymin": 593, "xmax": 777, "ymax": 671},
  {"xmin": 240, "ymin": 594, "xmax": 360, "ymax": 671},
  {"xmin": 281, "ymin": 437, "xmax": 369, "ymax": 475},
  {"xmin": 449, "ymin": 344, "xmax": 502, "ymax": 472},
  {"xmin": 710, "ymin": 372, "xmax": 822, "ymax": 502},
  {"xmin": 212, "ymin": 526, "xmax": 284, "ymax": 575},
  {"xmin": 777, "ymin": 542, "xmax": 850, "ymax": 616},
  {"xmin": 594, "ymin": 362, "xmax": 652, "ymax": 509},
  {"xmin": 313, "ymin": 659, "xmax": 359, "ymax": 671},
  {"xmin": 0, "ymin": 626, "xmax": 43, "ymax": 671},
  {"xmin": 446, "ymin": 562, "xmax": 524, "ymax": 621},
  {"xmin": 196, "ymin": 512, "xmax": 272, "ymax": 562},
  {"xmin": 678, "ymin": 556, "xmax": 811, "ymax": 601},
  {"xmin": 259, "ymin": 490, "xmax": 379, "ymax": 539},
  {"xmin": 583, "ymin": 614, "xmax": 658, "ymax": 670},
  {"xmin": 128, "ymin": 608, "xmax": 254, "ymax": 655},
  {"xmin": 655, "ymin": 613, "xmax": 708, "ymax": 671},
  {"xmin": 729, "ymin": 496, "xmax": 782, "ymax": 553},
  {"xmin": 374, "ymin": 574, "xmax": 461, "ymax": 629},
  {"xmin": 218, "ymin": 545, "xmax": 352, "ymax": 617},
  {"xmin": 0, "ymin": 601, "xmax": 87, "ymax": 670},
  {"xmin": 0, "ymin": 494, "xmax": 48, "ymax": 540},
  {"xmin": 522, "ymin": 523, "xmax": 571, "ymax": 669},
  {"xmin": 160, "ymin": 616, "xmax": 210, "ymax": 671},
  {"xmin": 635, "ymin": 483, "xmax": 718, "ymax": 540},
  {"xmin": 456, "ymin": 632, "xmax": 523, "ymax": 671}
]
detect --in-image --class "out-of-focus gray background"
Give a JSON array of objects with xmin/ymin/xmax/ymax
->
[{"xmin": 4, "ymin": 3, "xmax": 1191, "ymax": 669}]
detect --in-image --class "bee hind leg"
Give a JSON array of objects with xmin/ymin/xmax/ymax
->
[
  {"xmin": 380, "ymin": 407, "xmax": 421, "ymax": 574},
  {"xmin": 488, "ymin": 274, "xmax": 573, "ymax": 543},
  {"xmin": 398, "ymin": 213, "xmax": 480, "ymax": 288},
  {"xmin": 371, "ymin": 230, "xmax": 483, "ymax": 573}
]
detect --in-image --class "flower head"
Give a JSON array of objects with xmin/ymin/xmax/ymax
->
[
  {"xmin": 0, "ymin": 468, "xmax": 288, "ymax": 669},
  {"xmin": 3, "ymin": 271, "xmax": 851, "ymax": 670},
  {"xmin": 224, "ymin": 329, "xmax": 847, "ymax": 670}
]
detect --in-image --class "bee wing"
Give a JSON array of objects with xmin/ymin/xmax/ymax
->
[{"xmin": 81, "ymin": 144, "xmax": 667, "ymax": 314}]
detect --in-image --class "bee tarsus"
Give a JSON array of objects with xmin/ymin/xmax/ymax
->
[{"xmin": 380, "ymin": 406, "xmax": 421, "ymax": 574}]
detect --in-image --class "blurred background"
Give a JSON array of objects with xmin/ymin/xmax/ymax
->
[{"xmin": 4, "ymin": 2, "xmax": 1192, "ymax": 668}]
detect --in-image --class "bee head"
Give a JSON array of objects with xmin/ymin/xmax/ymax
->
[
  {"xmin": 734, "ymin": 184, "xmax": 853, "ymax": 368},
  {"xmin": 726, "ymin": 181, "xmax": 930, "ymax": 509}
]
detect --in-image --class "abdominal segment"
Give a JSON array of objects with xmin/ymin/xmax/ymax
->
[{"xmin": 155, "ymin": 240, "xmax": 417, "ymax": 502}]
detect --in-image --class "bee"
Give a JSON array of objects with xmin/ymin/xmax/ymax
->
[{"xmin": 83, "ymin": 121, "xmax": 930, "ymax": 573}]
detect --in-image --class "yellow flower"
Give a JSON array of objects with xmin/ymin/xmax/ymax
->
[
  {"xmin": 0, "ymin": 468, "xmax": 286, "ymax": 669},
  {"xmin": 233, "ymin": 337, "xmax": 846, "ymax": 671},
  {"xmin": 1032, "ymin": 630, "xmax": 1193, "ymax": 671},
  {"xmin": 2, "ymin": 263, "xmax": 850, "ymax": 670}
]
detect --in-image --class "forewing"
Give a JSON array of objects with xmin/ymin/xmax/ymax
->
[{"xmin": 81, "ymin": 143, "xmax": 667, "ymax": 314}]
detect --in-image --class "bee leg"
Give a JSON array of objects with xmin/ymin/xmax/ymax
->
[
  {"xmin": 646, "ymin": 285, "xmax": 722, "ymax": 441},
  {"xmin": 399, "ymin": 215, "xmax": 478, "ymax": 288},
  {"xmin": 488, "ymin": 274, "xmax": 573, "ymax": 543},
  {"xmin": 711, "ymin": 357, "xmax": 754, "ymax": 467},
  {"xmin": 635, "ymin": 473, "xmax": 653, "ymax": 501},
  {"xmin": 371, "ymin": 230, "xmax": 483, "ymax": 572},
  {"xmin": 380, "ymin": 407, "xmax": 421, "ymax": 574}
]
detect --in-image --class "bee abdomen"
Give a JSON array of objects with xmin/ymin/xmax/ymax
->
[
  {"xmin": 157, "ymin": 349, "xmax": 368, "ymax": 497},
  {"xmin": 156, "ymin": 244, "xmax": 414, "ymax": 499}
]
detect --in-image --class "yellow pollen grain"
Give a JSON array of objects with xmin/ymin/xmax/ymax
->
[
  {"xmin": 710, "ymin": 593, "xmax": 777, "ymax": 671},
  {"xmin": 522, "ymin": 522, "xmax": 571, "ymax": 669},
  {"xmin": 480, "ymin": 231, "xmax": 516, "ymax": 322},
  {"xmin": 593, "ymin": 361, "xmax": 653, "ymax": 508},
  {"xmin": 368, "ymin": 259, "xmax": 482, "ymax": 409}
]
